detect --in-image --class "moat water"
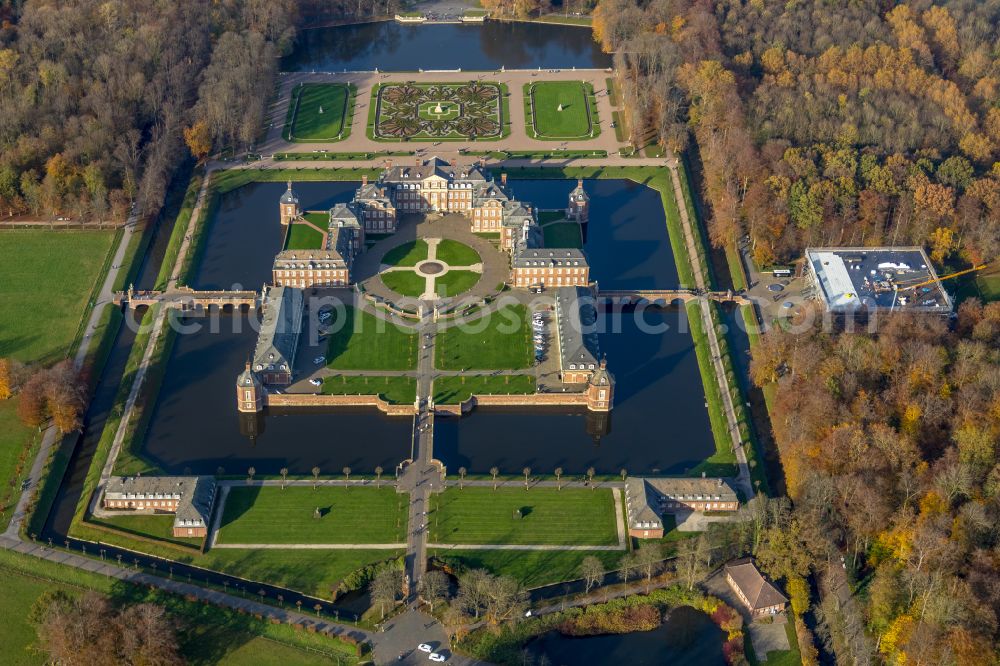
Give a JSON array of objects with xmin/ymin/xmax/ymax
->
[
  {"xmin": 139, "ymin": 177, "xmax": 717, "ymax": 475},
  {"xmin": 281, "ymin": 21, "xmax": 612, "ymax": 72}
]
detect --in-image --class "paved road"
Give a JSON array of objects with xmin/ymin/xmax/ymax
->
[{"xmin": 668, "ymin": 165, "xmax": 753, "ymax": 500}]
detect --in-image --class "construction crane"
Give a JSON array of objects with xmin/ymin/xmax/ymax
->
[{"xmin": 897, "ymin": 264, "xmax": 987, "ymax": 291}]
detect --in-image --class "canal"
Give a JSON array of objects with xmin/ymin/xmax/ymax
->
[{"xmin": 281, "ymin": 21, "xmax": 612, "ymax": 72}]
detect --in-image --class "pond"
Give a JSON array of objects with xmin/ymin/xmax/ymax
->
[
  {"xmin": 281, "ymin": 21, "xmax": 611, "ymax": 72},
  {"xmin": 529, "ymin": 605, "xmax": 726, "ymax": 666},
  {"xmin": 434, "ymin": 305, "xmax": 715, "ymax": 475}
]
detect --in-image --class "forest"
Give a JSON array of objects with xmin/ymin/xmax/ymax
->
[
  {"xmin": 0, "ymin": 0, "xmax": 296, "ymax": 222},
  {"xmin": 593, "ymin": 0, "xmax": 1000, "ymax": 662},
  {"xmin": 594, "ymin": 0, "xmax": 1000, "ymax": 266}
]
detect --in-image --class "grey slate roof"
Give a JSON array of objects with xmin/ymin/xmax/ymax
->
[
  {"xmin": 280, "ymin": 181, "xmax": 298, "ymax": 205},
  {"xmin": 513, "ymin": 248, "xmax": 588, "ymax": 268},
  {"xmin": 105, "ymin": 476, "xmax": 217, "ymax": 529},
  {"xmin": 569, "ymin": 179, "xmax": 589, "ymax": 203},
  {"xmin": 252, "ymin": 286, "xmax": 304, "ymax": 377},
  {"xmin": 554, "ymin": 286, "xmax": 599, "ymax": 372},
  {"xmin": 354, "ymin": 183, "xmax": 392, "ymax": 206},
  {"xmin": 329, "ymin": 202, "xmax": 361, "ymax": 228},
  {"xmin": 625, "ymin": 476, "xmax": 739, "ymax": 529},
  {"xmin": 725, "ymin": 558, "xmax": 789, "ymax": 610},
  {"xmin": 274, "ymin": 249, "xmax": 350, "ymax": 270},
  {"xmin": 382, "ymin": 156, "xmax": 488, "ymax": 184}
]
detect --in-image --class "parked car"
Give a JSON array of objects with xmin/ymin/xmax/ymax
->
[
  {"xmin": 309, "ymin": 378, "xmax": 322, "ymax": 387},
  {"xmin": 418, "ymin": 644, "xmax": 433, "ymax": 653},
  {"xmin": 313, "ymin": 355, "xmax": 326, "ymax": 365},
  {"xmin": 429, "ymin": 654, "xmax": 447, "ymax": 663}
]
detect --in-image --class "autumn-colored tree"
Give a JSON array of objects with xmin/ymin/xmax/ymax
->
[
  {"xmin": 0, "ymin": 357, "xmax": 27, "ymax": 399},
  {"xmin": 17, "ymin": 372, "xmax": 48, "ymax": 428},
  {"xmin": 183, "ymin": 120, "xmax": 213, "ymax": 163}
]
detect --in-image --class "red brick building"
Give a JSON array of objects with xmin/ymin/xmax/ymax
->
[
  {"xmin": 724, "ymin": 558, "xmax": 788, "ymax": 617},
  {"xmin": 102, "ymin": 476, "xmax": 218, "ymax": 538},
  {"xmin": 625, "ymin": 476, "xmax": 740, "ymax": 538}
]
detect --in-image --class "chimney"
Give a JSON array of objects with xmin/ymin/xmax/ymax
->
[
  {"xmin": 362, "ymin": 175, "xmax": 368, "ymax": 186},
  {"xmin": 578, "ymin": 178, "xmax": 583, "ymax": 188},
  {"xmin": 416, "ymin": 157, "xmax": 423, "ymax": 166},
  {"xmin": 380, "ymin": 187, "xmax": 386, "ymax": 197},
  {"xmin": 478, "ymin": 158, "xmax": 486, "ymax": 169},
  {"xmin": 450, "ymin": 158, "xmax": 457, "ymax": 167},
  {"xmin": 385, "ymin": 159, "xmax": 393, "ymax": 169},
  {"xmin": 717, "ymin": 478, "xmax": 724, "ymax": 486},
  {"xmin": 501, "ymin": 173, "xmax": 507, "ymax": 186}
]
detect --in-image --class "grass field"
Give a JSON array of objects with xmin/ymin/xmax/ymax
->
[
  {"xmin": 435, "ymin": 270, "xmax": 480, "ymax": 296},
  {"xmin": 217, "ymin": 486, "xmax": 407, "ymax": 545},
  {"xmin": 380, "ymin": 270, "xmax": 427, "ymax": 297},
  {"xmin": 286, "ymin": 83, "xmax": 354, "ymax": 141},
  {"xmin": 91, "ymin": 513, "xmax": 202, "ymax": 549},
  {"xmin": 435, "ymin": 239, "xmax": 481, "ymax": 266},
  {"xmin": 0, "ymin": 402, "xmax": 40, "ymax": 531},
  {"xmin": 0, "ymin": 556, "xmax": 360, "ymax": 666},
  {"xmin": 325, "ymin": 306, "xmax": 417, "ymax": 370},
  {"xmin": 0, "ymin": 230, "xmax": 115, "ymax": 364},
  {"xmin": 432, "ymin": 374, "xmax": 535, "ymax": 404},
  {"xmin": 435, "ymin": 304, "xmax": 533, "ymax": 370},
  {"xmin": 525, "ymin": 81, "xmax": 598, "ymax": 139},
  {"xmin": 430, "ymin": 549, "xmax": 621, "ymax": 589},
  {"xmin": 381, "ymin": 240, "xmax": 429, "ymax": 267},
  {"xmin": 322, "ymin": 374, "xmax": 416, "ymax": 404},
  {"xmin": 428, "ymin": 487, "xmax": 618, "ymax": 546},
  {"xmin": 542, "ymin": 222, "xmax": 583, "ymax": 248},
  {"xmin": 283, "ymin": 219, "xmax": 325, "ymax": 250}
]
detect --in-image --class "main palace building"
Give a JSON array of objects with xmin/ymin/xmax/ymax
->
[{"xmin": 272, "ymin": 157, "xmax": 591, "ymax": 291}]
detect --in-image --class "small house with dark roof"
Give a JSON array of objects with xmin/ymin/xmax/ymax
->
[{"xmin": 724, "ymin": 558, "xmax": 788, "ymax": 617}]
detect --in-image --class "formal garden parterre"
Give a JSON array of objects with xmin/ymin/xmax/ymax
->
[{"xmin": 370, "ymin": 81, "xmax": 507, "ymax": 141}]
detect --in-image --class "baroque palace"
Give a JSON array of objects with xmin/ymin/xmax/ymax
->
[{"xmin": 271, "ymin": 157, "xmax": 591, "ymax": 291}]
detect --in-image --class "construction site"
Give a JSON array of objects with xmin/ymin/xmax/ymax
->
[{"xmin": 804, "ymin": 247, "xmax": 981, "ymax": 315}]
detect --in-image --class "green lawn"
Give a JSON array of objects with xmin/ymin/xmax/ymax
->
[
  {"xmin": 217, "ymin": 486, "xmax": 407, "ymax": 545},
  {"xmin": 0, "ymin": 401, "xmax": 39, "ymax": 531},
  {"xmin": 434, "ymin": 270, "xmax": 480, "ymax": 297},
  {"xmin": 283, "ymin": 219, "xmax": 325, "ymax": 250},
  {"xmin": 435, "ymin": 304, "xmax": 533, "ymax": 370},
  {"xmin": 90, "ymin": 513, "xmax": 202, "ymax": 549},
  {"xmin": 526, "ymin": 81, "xmax": 598, "ymax": 139},
  {"xmin": 286, "ymin": 83, "xmax": 354, "ymax": 141},
  {"xmin": 430, "ymin": 549, "xmax": 621, "ymax": 589},
  {"xmin": 325, "ymin": 306, "xmax": 417, "ymax": 370},
  {"xmin": 542, "ymin": 222, "xmax": 583, "ymax": 248},
  {"xmin": 0, "ymin": 568, "xmax": 51, "ymax": 665},
  {"xmin": 429, "ymin": 487, "xmax": 618, "ymax": 546},
  {"xmin": 380, "ymin": 270, "xmax": 427, "ymax": 297},
  {"xmin": 432, "ymin": 374, "xmax": 535, "ymax": 404},
  {"xmin": 435, "ymin": 239, "xmax": 481, "ymax": 266},
  {"xmin": 0, "ymin": 230, "xmax": 115, "ymax": 364},
  {"xmin": 322, "ymin": 374, "xmax": 416, "ymax": 404},
  {"xmin": 381, "ymin": 240, "xmax": 429, "ymax": 267}
]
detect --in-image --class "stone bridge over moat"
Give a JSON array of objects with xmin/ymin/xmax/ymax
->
[
  {"xmin": 596, "ymin": 288, "xmax": 749, "ymax": 306},
  {"xmin": 113, "ymin": 287, "xmax": 260, "ymax": 311}
]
